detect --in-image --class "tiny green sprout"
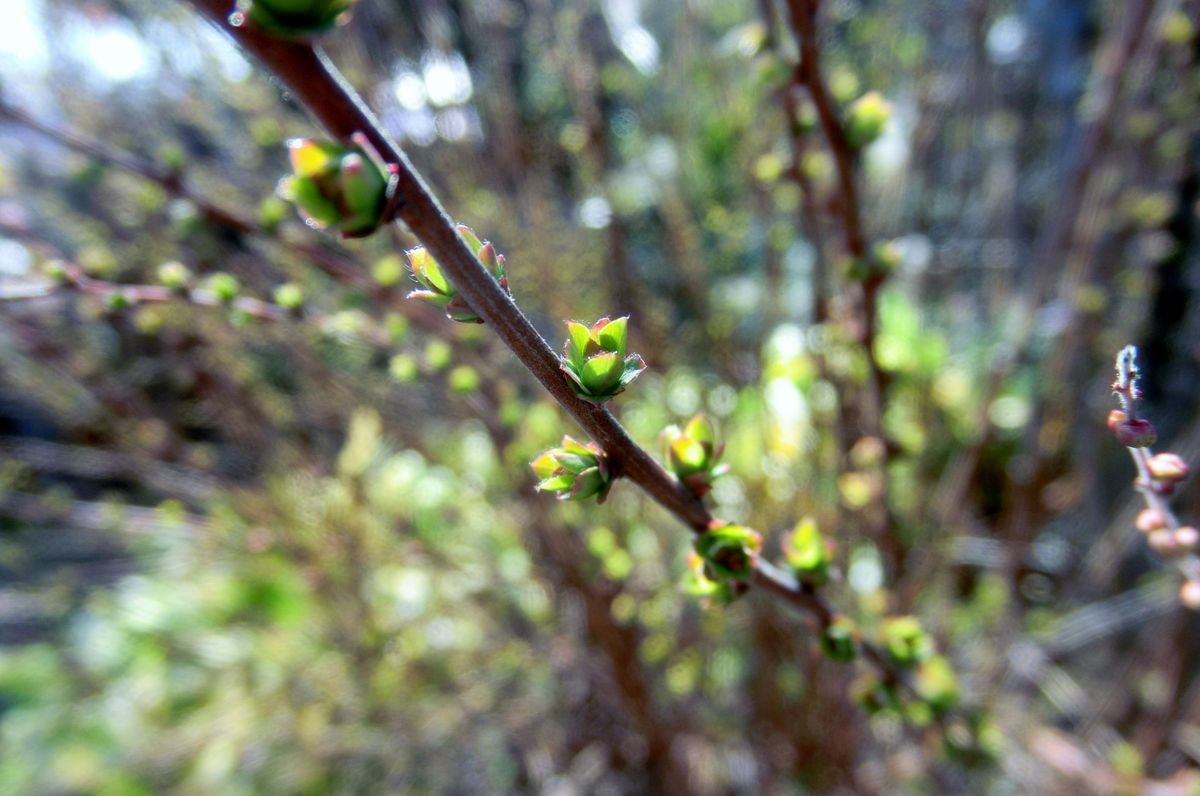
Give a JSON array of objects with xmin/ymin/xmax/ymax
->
[
  {"xmin": 104, "ymin": 289, "xmax": 133, "ymax": 312},
  {"xmin": 783, "ymin": 517, "xmax": 831, "ymax": 586},
  {"xmin": 844, "ymin": 90, "xmax": 892, "ymax": 149},
  {"xmin": 820, "ymin": 616, "xmax": 858, "ymax": 663},
  {"xmin": 852, "ymin": 673, "xmax": 900, "ymax": 716},
  {"xmin": 530, "ymin": 436, "xmax": 614, "ymax": 503},
  {"xmin": 914, "ymin": 655, "xmax": 960, "ymax": 714},
  {"xmin": 278, "ymin": 138, "xmax": 390, "ymax": 238},
  {"xmin": 206, "ymin": 272, "xmax": 240, "ymax": 305},
  {"xmin": 373, "ymin": 254, "xmax": 406, "ymax": 287},
  {"xmin": 383, "ymin": 313, "xmax": 409, "ymax": 343},
  {"xmin": 692, "ymin": 522, "xmax": 762, "ymax": 600},
  {"xmin": 44, "ymin": 260, "xmax": 70, "ymax": 285},
  {"xmin": 660, "ymin": 413, "xmax": 729, "ymax": 497},
  {"xmin": 682, "ymin": 551, "xmax": 736, "ymax": 604},
  {"xmin": 232, "ymin": 0, "xmax": 355, "ymax": 38},
  {"xmin": 879, "ymin": 615, "xmax": 935, "ymax": 667},
  {"xmin": 258, "ymin": 195, "xmax": 290, "ymax": 233},
  {"xmin": 273, "ymin": 283, "xmax": 305, "ymax": 312},
  {"xmin": 157, "ymin": 261, "xmax": 192, "ymax": 293},
  {"xmin": 560, "ymin": 316, "xmax": 646, "ymax": 403},
  {"xmin": 448, "ymin": 365, "xmax": 479, "ymax": 394},
  {"xmin": 407, "ymin": 224, "xmax": 510, "ymax": 323},
  {"xmin": 388, "ymin": 353, "xmax": 418, "ymax": 383}
]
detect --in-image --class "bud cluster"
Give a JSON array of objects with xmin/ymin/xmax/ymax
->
[
  {"xmin": 660, "ymin": 414, "xmax": 729, "ymax": 497},
  {"xmin": 529, "ymin": 436, "xmax": 614, "ymax": 503},
  {"xmin": 851, "ymin": 615, "xmax": 961, "ymax": 724},
  {"xmin": 1110, "ymin": 344, "xmax": 1200, "ymax": 608},
  {"xmin": 559, "ymin": 317, "xmax": 646, "ymax": 403},
  {"xmin": 406, "ymin": 225, "xmax": 509, "ymax": 323}
]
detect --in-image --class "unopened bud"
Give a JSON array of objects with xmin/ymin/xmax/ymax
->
[
  {"xmin": 1106, "ymin": 409, "xmax": 1127, "ymax": 431},
  {"xmin": 1147, "ymin": 453, "xmax": 1189, "ymax": 482},
  {"xmin": 1147, "ymin": 528, "xmax": 1182, "ymax": 558},
  {"xmin": 1114, "ymin": 418, "xmax": 1157, "ymax": 448},
  {"xmin": 1136, "ymin": 508, "xmax": 1167, "ymax": 533},
  {"xmin": 1175, "ymin": 526, "xmax": 1199, "ymax": 551},
  {"xmin": 1180, "ymin": 579, "xmax": 1200, "ymax": 610}
]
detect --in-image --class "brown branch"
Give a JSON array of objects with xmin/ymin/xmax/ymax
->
[
  {"xmin": 177, "ymin": 0, "xmax": 965, "ymax": 715},
  {"xmin": 779, "ymin": 0, "xmax": 906, "ymax": 580}
]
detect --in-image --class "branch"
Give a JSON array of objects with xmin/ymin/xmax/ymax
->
[{"xmin": 179, "ymin": 0, "xmax": 969, "ymax": 720}]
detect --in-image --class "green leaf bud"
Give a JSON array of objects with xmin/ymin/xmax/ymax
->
[
  {"xmin": 530, "ymin": 436, "xmax": 614, "ymax": 503},
  {"xmin": 783, "ymin": 517, "xmax": 831, "ymax": 586},
  {"xmin": 844, "ymin": 90, "xmax": 892, "ymax": 149},
  {"xmin": 448, "ymin": 365, "xmax": 479, "ymax": 394},
  {"xmin": 879, "ymin": 615, "xmax": 935, "ymax": 667},
  {"xmin": 206, "ymin": 272, "xmax": 240, "ymax": 305},
  {"xmin": 279, "ymin": 138, "xmax": 388, "ymax": 238},
  {"xmin": 157, "ymin": 261, "xmax": 192, "ymax": 293},
  {"xmin": 820, "ymin": 616, "xmax": 858, "ymax": 663},
  {"xmin": 104, "ymin": 289, "xmax": 133, "ymax": 312},
  {"xmin": 273, "ymin": 282, "xmax": 304, "ymax": 312},
  {"xmin": 406, "ymin": 225, "xmax": 510, "ymax": 323},
  {"xmin": 232, "ymin": 0, "xmax": 355, "ymax": 39},
  {"xmin": 660, "ymin": 413, "xmax": 729, "ymax": 497},
  {"xmin": 692, "ymin": 522, "xmax": 761, "ymax": 595},
  {"xmin": 560, "ymin": 316, "xmax": 646, "ymax": 403},
  {"xmin": 914, "ymin": 655, "xmax": 960, "ymax": 713}
]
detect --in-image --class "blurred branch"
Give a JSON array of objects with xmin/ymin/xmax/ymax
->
[
  {"xmin": 0, "ymin": 98, "xmax": 443, "ymax": 333},
  {"xmin": 779, "ymin": 0, "xmax": 905, "ymax": 578}
]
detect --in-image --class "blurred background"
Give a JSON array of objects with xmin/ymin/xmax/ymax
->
[{"xmin": 0, "ymin": 0, "xmax": 1198, "ymax": 792}]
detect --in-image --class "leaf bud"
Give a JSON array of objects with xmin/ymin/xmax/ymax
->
[
  {"xmin": 530, "ymin": 436, "xmax": 614, "ymax": 503},
  {"xmin": 560, "ymin": 316, "xmax": 646, "ymax": 403},
  {"xmin": 1147, "ymin": 452, "xmax": 1189, "ymax": 482},
  {"xmin": 232, "ymin": 0, "xmax": 355, "ymax": 38},
  {"xmin": 1114, "ymin": 417, "xmax": 1157, "ymax": 448}
]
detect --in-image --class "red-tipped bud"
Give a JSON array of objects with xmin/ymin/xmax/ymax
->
[
  {"xmin": 1147, "ymin": 453, "xmax": 1189, "ymax": 482},
  {"xmin": 1136, "ymin": 508, "xmax": 1167, "ymax": 533},
  {"xmin": 1114, "ymin": 418, "xmax": 1157, "ymax": 448}
]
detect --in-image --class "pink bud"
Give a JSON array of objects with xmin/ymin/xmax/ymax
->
[
  {"xmin": 1106, "ymin": 409, "xmax": 1127, "ymax": 431},
  {"xmin": 1147, "ymin": 529, "xmax": 1181, "ymax": 558},
  {"xmin": 1175, "ymin": 526, "xmax": 1200, "ymax": 551},
  {"xmin": 1136, "ymin": 508, "xmax": 1167, "ymax": 533},
  {"xmin": 1181, "ymin": 580, "xmax": 1200, "ymax": 610},
  {"xmin": 1148, "ymin": 453, "xmax": 1189, "ymax": 482},
  {"xmin": 1115, "ymin": 418, "xmax": 1157, "ymax": 448}
]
